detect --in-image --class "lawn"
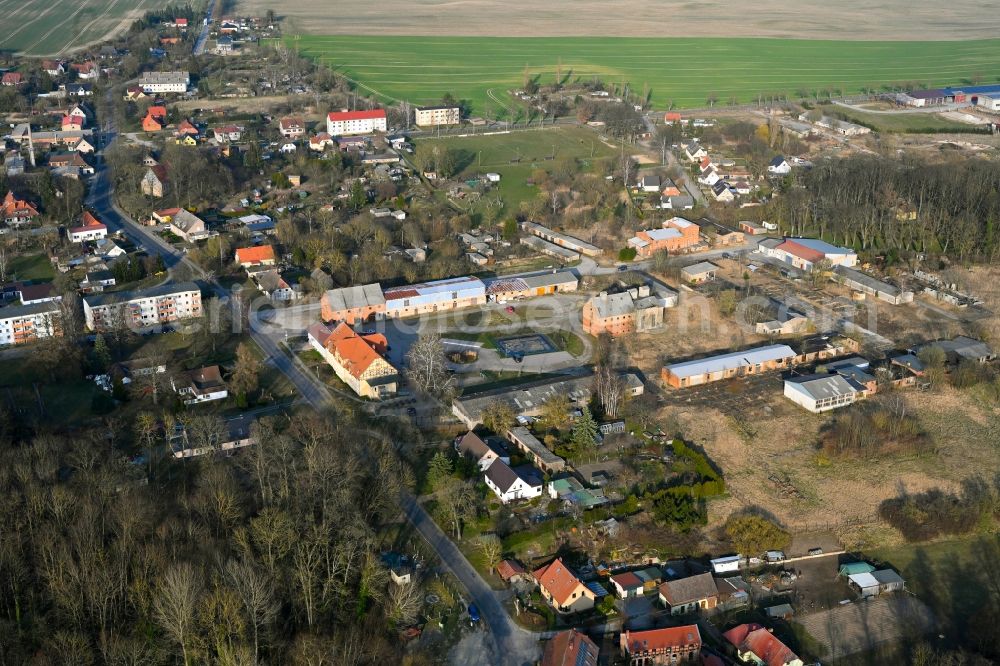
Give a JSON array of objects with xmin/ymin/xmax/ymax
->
[
  {"xmin": 293, "ymin": 36, "xmax": 1000, "ymax": 113},
  {"xmin": 872, "ymin": 535, "xmax": 1000, "ymax": 650},
  {"xmin": 415, "ymin": 125, "xmax": 621, "ymax": 210},
  {"xmin": 0, "ymin": 0, "xmax": 160, "ymax": 56},
  {"xmin": 7, "ymin": 252, "xmax": 56, "ymax": 282},
  {"xmin": 826, "ymin": 107, "xmax": 989, "ymax": 133}
]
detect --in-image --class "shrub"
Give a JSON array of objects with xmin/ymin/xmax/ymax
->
[{"xmin": 618, "ymin": 247, "xmax": 637, "ymax": 262}]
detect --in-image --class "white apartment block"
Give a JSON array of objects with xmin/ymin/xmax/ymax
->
[
  {"xmin": 138, "ymin": 71, "xmax": 190, "ymax": 94},
  {"xmin": 415, "ymin": 106, "xmax": 460, "ymax": 126},
  {"xmin": 326, "ymin": 109, "xmax": 387, "ymax": 136},
  {"xmin": 83, "ymin": 282, "xmax": 202, "ymax": 331},
  {"xmin": 0, "ymin": 302, "xmax": 60, "ymax": 346}
]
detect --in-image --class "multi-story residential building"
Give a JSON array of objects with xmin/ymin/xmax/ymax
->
[
  {"xmin": 0, "ymin": 302, "xmax": 61, "ymax": 346},
  {"xmin": 83, "ymin": 282, "xmax": 202, "ymax": 331},
  {"xmin": 138, "ymin": 71, "xmax": 190, "ymax": 94},
  {"xmin": 620, "ymin": 626, "xmax": 702, "ymax": 665},
  {"xmin": 383, "ymin": 276, "xmax": 486, "ymax": 319},
  {"xmin": 414, "ymin": 105, "xmax": 460, "ymax": 126},
  {"xmin": 326, "ymin": 109, "xmax": 387, "ymax": 136},
  {"xmin": 307, "ymin": 322, "xmax": 398, "ymax": 399}
]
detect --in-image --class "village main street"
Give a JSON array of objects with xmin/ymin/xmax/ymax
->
[{"xmin": 86, "ymin": 101, "xmax": 542, "ymax": 666}]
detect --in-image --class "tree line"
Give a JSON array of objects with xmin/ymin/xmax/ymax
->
[{"xmin": 0, "ymin": 409, "xmax": 428, "ymax": 664}]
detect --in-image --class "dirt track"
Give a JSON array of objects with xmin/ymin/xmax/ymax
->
[{"xmin": 240, "ymin": 0, "xmax": 999, "ymax": 40}]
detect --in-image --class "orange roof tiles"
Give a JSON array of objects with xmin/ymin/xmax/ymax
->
[
  {"xmin": 235, "ymin": 245, "xmax": 276, "ymax": 264},
  {"xmin": 621, "ymin": 626, "xmax": 701, "ymax": 655},
  {"xmin": 533, "ymin": 558, "xmax": 584, "ymax": 607},
  {"xmin": 723, "ymin": 624, "xmax": 799, "ymax": 666}
]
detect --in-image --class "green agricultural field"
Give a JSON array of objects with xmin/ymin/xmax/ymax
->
[
  {"xmin": 292, "ymin": 36, "xmax": 1000, "ymax": 114},
  {"xmin": 415, "ymin": 125, "xmax": 623, "ymax": 210},
  {"xmin": 0, "ymin": 0, "xmax": 160, "ymax": 56}
]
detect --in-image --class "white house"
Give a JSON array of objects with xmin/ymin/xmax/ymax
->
[
  {"xmin": 280, "ymin": 143, "xmax": 297, "ymax": 154},
  {"xmin": 455, "ymin": 431, "xmax": 509, "ymax": 471},
  {"xmin": 698, "ymin": 168, "xmax": 720, "ymax": 186},
  {"xmin": 768, "ymin": 156, "xmax": 792, "ymax": 175},
  {"xmin": 484, "ymin": 459, "xmax": 543, "ymax": 503},
  {"xmin": 684, "ymin": 141, "xmax": 707, "ymax": 162},
  {"xmin": 173, "ymin": 365, "xmax": 228, "ymax": 405},
  {"xmin": 784, "ymin": 373, "xmax": 864, "ymax": 413},
  {"xmin": 67, "ymin": 212, "xmax": 107, "ymax": 242}
]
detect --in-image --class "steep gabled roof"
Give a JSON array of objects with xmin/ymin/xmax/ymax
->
[
  {"xmin": 541, "ymin": 629, "xmax": 599, "ymax": 666},
  {"xmin": 658, "ymin": 572, "xmax": 718, "ymax": 606},
  {"xmin": 621, "ymin": 626, "xmax": 701, "ymax": 655},
  {"xmin": 532, "ymin": 558, "xmax": 585, "ymax": 607}
]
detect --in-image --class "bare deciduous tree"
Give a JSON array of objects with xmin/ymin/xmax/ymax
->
[
  {"xmin": 228, "ymin": 559, "xmax": 278, "ymax": 664},
  {"xmin": 384, "ymin": 578, "xmax": 423, "ymax": 626},
  {"xmin": 594, "ymin": 365, "xmax": 626, "ymax": 420},
  {"xmin": 153, "ymin": 563, "xmax": 202, "ymax": 666},
  {"xmin": 404, "ymin": 334, "xmax": 455, "ymax": 400}
]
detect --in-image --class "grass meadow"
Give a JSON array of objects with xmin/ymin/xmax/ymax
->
[
  {"xmin": 414, "ymin": 125, "xmax": 623, "ymax": 211},
  {"xmin": 0, "ymin": 0, "xmax": 158, "ymax": 56},
  {"xmin": 292, "ymin": 36, "xmax": 1000, "ymax": 114}
]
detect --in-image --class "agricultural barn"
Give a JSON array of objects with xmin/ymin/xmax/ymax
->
[{"xmin": 899, "ymin": 89, "xmax": 947, "ymax": 107}]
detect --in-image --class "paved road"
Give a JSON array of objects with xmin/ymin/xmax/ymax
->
[
  {"xmin": 89, "ymin": 93, "xmax": 535, "ymax": 666},
  {"xmin": 192, "ymin": 0, "xmax": 216, "ymax": 55},
  {"xmin": 401, "ymin": 494, "xmax": 540, "ymax": 666}
]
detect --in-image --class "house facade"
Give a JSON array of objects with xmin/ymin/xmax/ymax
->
[
  {"xmin": 484, "ymin": 459, "xmax": 543, "ymax": 503},
  {"xmin": 141, "ymin": 166, "xmax": 168, "ymax": 197},
  {"xmin": 68, "ymin": 211, "xmax": 107, "ymax": 242},
  {"xmin": 307, "ymin": 322, "xmax": 398, "ymax": 399},
  {"xmin": 533, "ymin": 558, "xmax": 596, "ymax": 614},
  {"xmin": 620, "ymin": 626, "xmax": 702, "ymax": 665},
  {"xmin": 658, "ymin": 573, "xmax": 719, "ymax": 614},
  {"xmin": 174, "ymin": 365, "xmax": 228, "ymax": 405}
]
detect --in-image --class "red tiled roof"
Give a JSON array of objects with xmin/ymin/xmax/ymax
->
[
  {"xmin": 235, "ymin": 245, "xmax": 276, "ymax": 264},
  {"xmin": 327, "ymin": 109, "xmax": 386, "ymax": 122},
  {"xmin": 723, "ymin": 624, "xmax": 799, "ymax": 666},
  {"xmin": 777, "ymin": 239, "xmax": 824, "ymax": 263},
  {"xmin": 496, "ymin": 559, "xmax": 525, "ymax": 581},
  {"xmin": 147, "ymin": 105, "xmax": 167, "ymax": 118},
  {"xmin": 621, "ymin": 626, "xmax": 701, "ymax": 655},
  {"xmin": 533, "ymin": 558, "xmax": 584, "ymax": 607},
  {"xmin": 2, "ymin": 72, "xmax": 23, "ymax": 85},
  {"xmin": 70, "ymin": 211, "xmax": 106, "ymax": 233},
  {"xmin": 541, "ymin": 629, "xmax": 599, "ymax": 666},
  {"xmin": 611, "ymin": 572, "xmax": 644, "ymax": 590},
  {"xmin": 314, "ymin": 322, "xmax": 391, "ymax": 379}
]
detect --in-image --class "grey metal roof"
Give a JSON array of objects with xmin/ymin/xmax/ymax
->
[
  {"xmin": 833, "ymin": 266, "xmax": 901, "ymax": 297},
  {"xmin": 681, "ymin": 261, "xmax": 719, "ymax": 277},
  {"xmin": 323, "ymin": 283, "xmax": 385, "ymax": 311},
  {"xmin": 665, "ymin": 344, "xmax": 796, "ymax": 379},
  {"xmin": 785, "ymin": 373, "xmax": 863, "ymax": 400}
]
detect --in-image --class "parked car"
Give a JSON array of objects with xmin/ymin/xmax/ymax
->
[
  {"xmin": 468, "ymin": 604, "xmax": 480, "ymax": 625},
  {"xmin": 505, "ymin": 305, "xmax": 515, "ymax": 314}
]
